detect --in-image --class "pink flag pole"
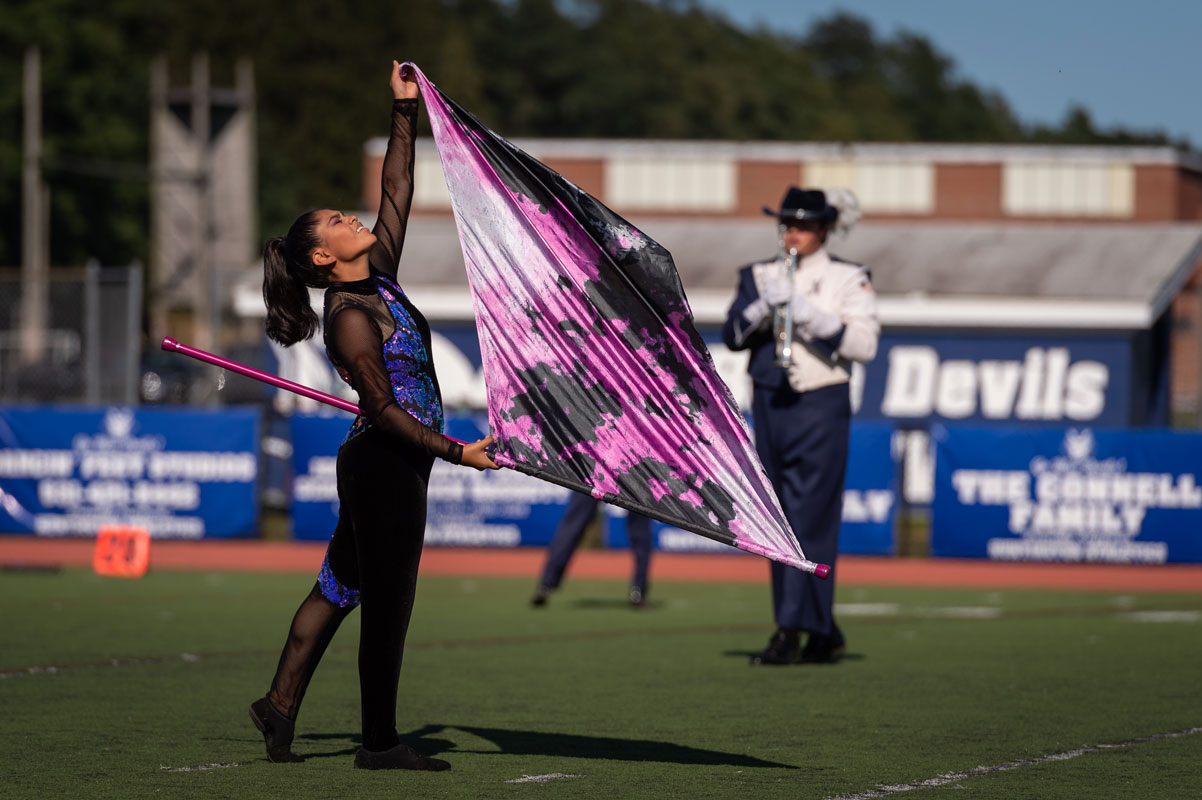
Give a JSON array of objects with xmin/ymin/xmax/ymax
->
[
  {"xmin": 161, "ymin": 337, "xmax": 473, "ymax": 445},
  {"xmin": 161, "ymin": 336, "xmax": 362, "ymax": 415}
]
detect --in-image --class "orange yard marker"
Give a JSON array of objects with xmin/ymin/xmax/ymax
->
[{"xmin": 93, "ymin": 525, "xmax": 151, "ymax": 578}]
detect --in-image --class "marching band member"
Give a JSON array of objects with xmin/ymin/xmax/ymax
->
[
  {"xmin": 722, "ymin": 187, "xmax": 879, "ymax": 665},
  {"xmin": 531, "ymin": 493, "xmax": 654, "ymax": 608}
]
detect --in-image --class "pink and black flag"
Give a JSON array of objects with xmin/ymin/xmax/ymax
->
[{"xmin": 409, "ymin": 65, "xmax": 826, "ymax": 575}]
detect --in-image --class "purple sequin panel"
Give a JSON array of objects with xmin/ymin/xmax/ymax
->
[
  {"xmin": 318, "ymin": 551, "xmax": 360, "ymax": 609},
  {"xmin": 410, "ymin": 64, "xmax": 814, "ymax": 572},
  {"xmin": 330, "ymin": 274, "xmax": 444, "ymax": 443},
  {"xmin": 376, "ymin": 275, "xmax": 444, "ymax": 431}
]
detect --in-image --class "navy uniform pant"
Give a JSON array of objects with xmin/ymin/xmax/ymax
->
[
  {"xmin": 752, "ymin": 381, "xmax": 850, "ymax": 635},
  {"xmin": 539, "ymin": 491, "xmax": 652, "ymax": 593}
]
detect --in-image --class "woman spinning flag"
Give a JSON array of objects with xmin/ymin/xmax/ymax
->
[
  {"xmin": 168, "ymin": 60, "xmax": 827, "ymax": 772},
  {"xmin": 249, "ymin": 62, "xmax": 497, "ymax": 771}
]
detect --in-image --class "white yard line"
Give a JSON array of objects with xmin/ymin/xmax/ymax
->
[
  {"xmin": 834, "ymin": 603, "xmax": 901, "ymax": 616},
  {"xmin": 0, "ymin": 653, "xmax": 199, "ymax": 679},
  {"xmin": 1121, "ymin": 610, "xmax": 1201, "ymax": 622},
  {"xmin": 913, "ymin": 606, "xmax": 1003, "ymax": 619},
  {"xmin": 825, "ymin": 727, "xmax": 1202, "ymax": 800},
  {"xmin": 504, "ymin": 773, "xmax": 582, "ymax": 784}
]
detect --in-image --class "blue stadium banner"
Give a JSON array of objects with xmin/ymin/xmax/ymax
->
[
  {"xmin": 290, "ymin": 412, "xmax": 573, "ymax": 544},
  {"xmin": 607, "ymin": 506, "xmax": 739, "ymax": 555},
  {"xmin": 932, "ymin": 425, "xmax": 1202, "ymax": 563},
  {"xmin": 841, "ymin": 422, "xmax": 898, "ymax": 555},
  {"xmin": 0, "ymin": 406, "xmax": 259, "ymax": 539},
  {"xmin": 417, "ymin": 326, "xmax": 1148, "ymax": 427},
  {"xmin": 289, "ymin": 414, "xmax": 347, "ymax": 541},
  {"xmin": 858, "ymin": 333, "xmax": 1138, "ymax": 426},
  {"xmin": 292, "ymin": 413, "xmax": 897, "ymax": 553},
  {"xmin": 608, "ymin": 422, "xmax": 898, "ymax": 556}
]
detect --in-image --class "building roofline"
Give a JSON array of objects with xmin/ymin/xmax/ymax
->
[
  {"xmin": 1148, "ymin": 234, "xmax": 1202, "ymax": 322},
  {"xmin": 369, "ymin": 136, "xmax": 1202, "ymax": 171},
  {"xmin": 233, "ymin": 280, "xmax": 1171, "ymax": 330},
  {"xmin": 684, "ymin": 290, "xmax": 1158, "ymax": 330}
]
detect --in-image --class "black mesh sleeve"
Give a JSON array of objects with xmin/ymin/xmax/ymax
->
[
  {"xmin": 368, "ymin": 99, "xmax": 418, "ymax": 279},
  {"xmin": 327, "ymin": 307, "xmax": 462, "ymax": 463}
]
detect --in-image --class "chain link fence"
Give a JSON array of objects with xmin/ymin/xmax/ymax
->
[{"xmin": 0, "ymin": 263, "xmax": 142, "ymax": 405}]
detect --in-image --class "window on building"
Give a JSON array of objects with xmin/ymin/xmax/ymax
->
[
  {"xmin": 805, "ymin": 158, "xmax": 934, "ymax": 214},
  {"xmin": 604, "ymin": 155, "xmax": 736, "ymax": 212},
  {"xmin": 413, "ymin": 152, "xmax": 453, "ymax": 210},
  {"xmin": 1002, "ymin": 161, "xmax": 1134, "ymax": 217}
]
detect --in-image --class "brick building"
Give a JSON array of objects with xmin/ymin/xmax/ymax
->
[{"xmin": 363, "ymin": 138, "xmax": 1202, "ymax": 426}]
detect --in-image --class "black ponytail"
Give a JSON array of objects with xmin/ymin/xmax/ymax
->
[{"xmin": 262, "ymin": 210, "xmax": 327, "ymax": 346}]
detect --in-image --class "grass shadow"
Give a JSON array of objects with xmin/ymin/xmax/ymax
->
[
  {"xmin": 402, "ymin": 724, "xmax": 797, "ymax": 769},
  {"xmin": 721, "ymin": 649, "xmax": 866, "ymax": 663},
  {"xmin": 569, "ymin": 597, "xmax": 657, "ymax": 610},
  {"xmin": 287, "ymin": 731, "xmax": 360, "ymax": 760}
]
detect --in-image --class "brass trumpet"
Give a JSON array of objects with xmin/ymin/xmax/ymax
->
[{"xmin": 773, "ymin": 246, "xmax": 799, "ymax": 368}]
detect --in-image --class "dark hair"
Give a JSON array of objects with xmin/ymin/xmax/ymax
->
[{"xmin": 262, "ymin": 210, "xmax": 328, "ymax": 346}]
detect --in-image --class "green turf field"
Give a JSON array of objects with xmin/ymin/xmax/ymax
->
[{"xmin": 2, "ymin": 567, "xmax": 1200, "ymax": 799}]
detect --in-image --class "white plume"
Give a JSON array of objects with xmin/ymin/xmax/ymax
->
[{"xmin": 825, "ymin": 187, "xmax": 861, "ymax": 238}]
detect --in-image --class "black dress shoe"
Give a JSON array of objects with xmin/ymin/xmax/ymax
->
[
  {"xmin": 801, "ymin": 625, "xmax": 847, "ymax": 663},
  {"xmin": 248, "ymin": 697, "xmax": 304, "ymax": 763},
  {"xmin": 749, "ymin": 629, "xmax": 801, "ymax": 665},
  {"xmin": 354, "ymin": 742, "xmax": 451, "ymax": 771}
]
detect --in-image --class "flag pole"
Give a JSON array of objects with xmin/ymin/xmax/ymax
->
[
  {"xmin": 160, "ymin": 337, "xmax": 822, "ymax": 574},
  {"xmin": 161, "ymin": 336, "xmax": 362, "ymax": 415}
]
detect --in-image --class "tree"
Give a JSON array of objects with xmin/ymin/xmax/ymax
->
[
  {"xmin": 0, "ymin": 0, "xmax": 166, "ymax": 268},
  {"xmin": 0, "ymin": 0, "xmax": 1186, "ymax": 273}
]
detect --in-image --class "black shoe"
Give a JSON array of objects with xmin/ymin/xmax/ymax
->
[
  {"xmin": 801, "ymin": 625, "xmax": 847, "ymax": 664},
  {"xmin": 749, "ymin": 629, "xmax": 801, "ymax": 665},
  {"xmin": 629, "ymin": 587, "xmax": 646, "ymax": 607},
  {"xmin": 248, "ymin": 697, "xmax": 304, "ymax": 763},
  {"xmin": 354, "ymin": 743, "xmax": 451, "ymax": 771},
  {"xmin": 530, "ymin": 585, "xmax": 549, "ymax": 607}
]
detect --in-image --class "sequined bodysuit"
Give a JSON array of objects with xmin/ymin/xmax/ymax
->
[
  {"xmin": 317, "ymin": 267, "xmax": 459, "ymax": 608},
  {"xmin": 315, "ymin": 98, "xmax": 461, "ymax": 609}
]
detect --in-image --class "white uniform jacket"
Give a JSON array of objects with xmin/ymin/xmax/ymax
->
[{"xmin": 722, "ymin": 248, "xmax": 880, "ymax": 393}]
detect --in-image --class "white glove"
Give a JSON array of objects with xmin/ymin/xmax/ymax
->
[
  {"xmin": 792, "ymin": 293, "xmax": 844, "ymax": 340},
  {"xmin": 741, "ymin": 297, "xmax": 772, "ymax": 328},
  {"xmin": 759, "ymin": 277, "xmax": 792, "ymax": 306},
  {"xmin": 791, "ymin": 293, "xmax": 814, "ymax": 327}
]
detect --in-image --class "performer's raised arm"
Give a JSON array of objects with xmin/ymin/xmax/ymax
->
[{"xmin": 368, "ymin": 61, "xmax": 419, "ymax": 279}]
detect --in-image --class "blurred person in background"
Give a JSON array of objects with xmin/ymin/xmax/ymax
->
[
  {"xmin": 530, "ymin": 492, "xmax": 654, "ymax": 608},
  {"xmin": 721, "ymin": 187, "xmax": 878, "ymax": 665},
  {"xmin": 250, "ymin": 61, "xmax": 498, "ymax": 771}
]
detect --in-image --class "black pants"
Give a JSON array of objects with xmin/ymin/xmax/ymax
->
[
  {"xmin": 752, "ymin": 381, "xmax": 850, "ymax": 635},
  {"xmin": 266, "ymin": 427, "xmax": 432, "ymax": 752},
  {"xmin": 539, "ymin": 492, "xmax": 652, "ymax": 593}
]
